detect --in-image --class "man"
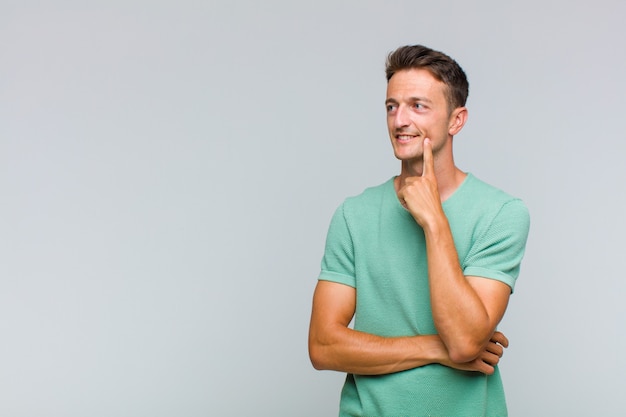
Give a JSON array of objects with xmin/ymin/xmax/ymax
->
[{"xmin": 308, "ymin": 45, "xmax": 530, "ymax": 417}]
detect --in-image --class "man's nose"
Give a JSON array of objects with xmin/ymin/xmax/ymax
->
[{"xmin": 394, "ymin": 106, "xmax": 410, "ymax": 128}]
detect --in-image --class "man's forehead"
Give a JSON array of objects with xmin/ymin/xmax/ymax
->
[{"xmin": 386, "ymin": 69, "xmax": 446, "ymax": 99}]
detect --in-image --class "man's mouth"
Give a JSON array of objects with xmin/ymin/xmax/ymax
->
[{"xmin": 396, "ymin": 134, "xmax": 418, "ymax": 142}]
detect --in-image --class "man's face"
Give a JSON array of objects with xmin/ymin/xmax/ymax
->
[{"xmin": 385, "ymin": 68, "xmax": 455, "ymax": 164}]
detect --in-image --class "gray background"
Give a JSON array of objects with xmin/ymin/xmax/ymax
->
[{"xmin": 2, "ymin": 1, "xmax": 625, "ymax": 416}]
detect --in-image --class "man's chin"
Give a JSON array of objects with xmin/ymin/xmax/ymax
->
[{"xmin": 394, "ymin": 151, "xmax": 424, "ymax": 162}]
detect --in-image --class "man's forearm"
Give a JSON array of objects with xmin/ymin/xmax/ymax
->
[
  {"xmin": 309, "ymin": 325, "xmax": 445, "ymax": 375},
  {"xmin": 423, "ymin": 216, "xmax": 495, "ymax": 362},
  {"xmin": 309, "ymin": 324, "xmax": 505, "ymax": 376}
]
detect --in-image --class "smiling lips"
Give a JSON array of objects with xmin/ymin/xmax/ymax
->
[{"xmin": 396, "ymin": 134, "xmax": 419, "ymax": 143}]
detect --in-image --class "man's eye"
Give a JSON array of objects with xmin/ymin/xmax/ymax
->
[
  {"xmin": 414, "ymin": 103, "xmax": 423, "ymax": 109},
  {"xmin": 386, "ymin": 105, "xmax": 396, "ymax": 112}
]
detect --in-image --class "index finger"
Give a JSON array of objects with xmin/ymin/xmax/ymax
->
[
  {"xmin": 422, "ymin": 138, "xmax": 434, "ymax": 177},
  {"xmin": 491, "ymin": 331, "xmax": 509, "ymax": 348}
]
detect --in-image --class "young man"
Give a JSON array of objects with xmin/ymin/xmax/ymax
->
[{"xmin": 308, "ymin": 45, "xmax": 530, "ymax": 416}]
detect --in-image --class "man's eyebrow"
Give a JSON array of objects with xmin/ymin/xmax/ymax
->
[
  {"xmin": 385, "ymin": 96, "xmax": 433, "ymax": 105},
  {"xmin": 408, "ymin": 96, "xmax": 433, "ymax": 104}
]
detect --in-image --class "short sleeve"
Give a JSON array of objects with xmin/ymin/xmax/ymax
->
[
  {"xmin": 462, "ymin": 199, "xmax": 530, "ymax": 292},
  {"xmin": 318, "ymin": 203, "xmax": 357, "ymax": 288}
]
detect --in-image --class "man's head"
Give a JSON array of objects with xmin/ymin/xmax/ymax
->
[
  {"xmin": 385, "ymin": 45, "xmax": 469, "ymax": 114},
  {"xmin": 385, "ymin": 45, "xmax": 470, "ymax": 168}
]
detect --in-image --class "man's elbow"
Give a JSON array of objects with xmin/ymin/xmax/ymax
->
[
  {"xmin": 447, "ymin": 340, "xmax": 484, "ymax": 364},
  {"xmin": 308, "ymin": 341, "xmax": 331, "ymax": 370}
]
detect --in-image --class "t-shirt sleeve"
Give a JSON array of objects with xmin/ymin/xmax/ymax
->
[
  {"xmin": 318, "ymin": 203, "xmax": 357, "ymax": 288},
  {"xmin": 462, "ymin": 199, "xmax": 530, "ymax": 292}
]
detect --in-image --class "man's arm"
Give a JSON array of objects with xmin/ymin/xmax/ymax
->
[
  {"xmin": 308, "ymin": 280, "xmax": 507, "ymax": 375},
  {"xmin": 424, "ymin": 219, "xmax": 511, "ymax": 363},
  {"xmin": 398, "ymin": 138, "xmax": 512, "ymax": 363}
]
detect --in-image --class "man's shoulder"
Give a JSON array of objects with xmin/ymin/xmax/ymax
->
[
  {"xmin": 452, "ymin": 173, "xmax": 530, "ymax": 224},
  {"xmin": 342, "ymin": 177, "xmax": 395, "ymax": 206},
  {"xmin": 461, "ymin": 174, "xmax": 525, "ymax": 206}
]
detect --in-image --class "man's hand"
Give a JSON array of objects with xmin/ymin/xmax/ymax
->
[
  {"xmin": 397, "ymin": 138, "xmax": 444, "ymax": 227},
  {"xmin": 440, "ymin": 331, "xmax": 509, "ymax": 375}
]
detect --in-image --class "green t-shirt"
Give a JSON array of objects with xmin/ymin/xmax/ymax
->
[{"xmin": 319, "ymin": 173, "xmax": 530, "ymax": 417}]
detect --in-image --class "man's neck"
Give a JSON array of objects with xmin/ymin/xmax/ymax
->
[{"xmin": 395, "ymin": 161, "xmax": 466, "ymax": 202}]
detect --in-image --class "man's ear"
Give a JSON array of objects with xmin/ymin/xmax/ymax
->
[{"xmin": 448, "ymin": 107, "xmax": 468, "ymax": 136}]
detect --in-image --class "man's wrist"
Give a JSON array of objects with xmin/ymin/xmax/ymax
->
[
  {"xmin": 420, "ymin": 211, "xmax": 449, "ymax": 237},
  {"xmin": 418, "ymin": 334, "xmax": 448, "ymax": 365}
]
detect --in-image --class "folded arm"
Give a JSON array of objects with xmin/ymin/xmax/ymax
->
[{"xmin": 308, "ymin": 280, "xmax": 506, "ymax": 375}]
